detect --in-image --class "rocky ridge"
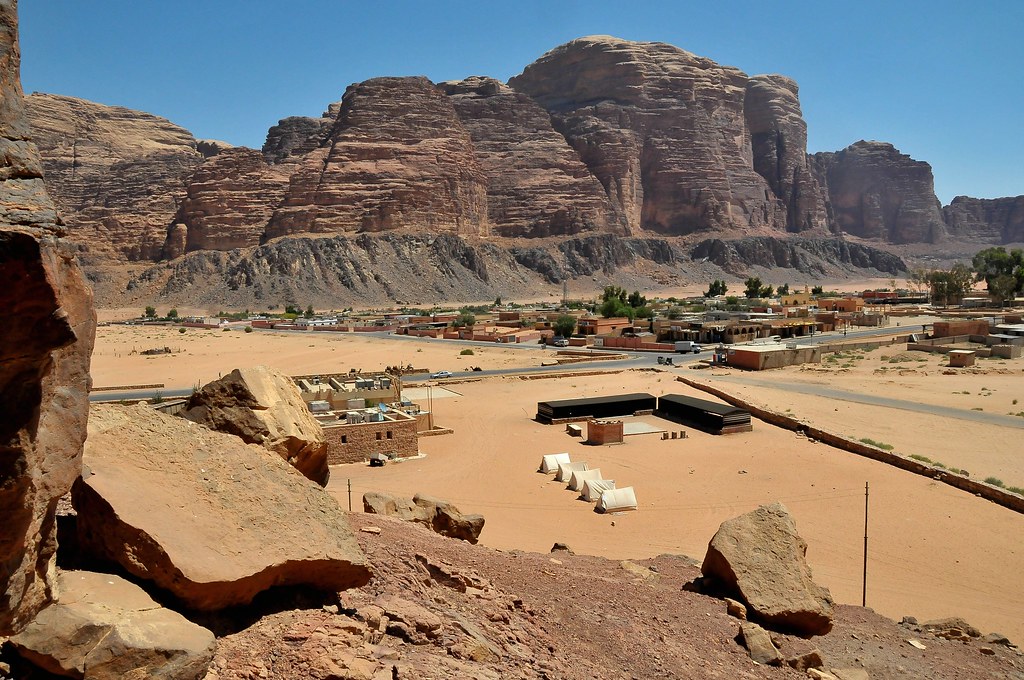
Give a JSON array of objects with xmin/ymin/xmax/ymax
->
[{"xmin": 21, "ymin": 34, "xmax": 1024, "ymax": 308}]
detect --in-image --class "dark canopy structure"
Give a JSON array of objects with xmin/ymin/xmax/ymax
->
[
  {"xmin": 536, "ymin": 393, "xmax": 656, "ymax": 424},
  {"xmin": 656, "ymin": 394, "xmax": 752, "ymax": 434}
]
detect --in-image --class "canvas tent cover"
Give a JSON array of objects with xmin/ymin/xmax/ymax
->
[
  {"xmin": 597, "ymin": 486, "xmax": 637, "ymax": 513},
  {"xmin": 568, "ymin": 468, "xmax": 602, "ymax": 492},
  {"xmin": 556, "ymin": 461, "xmax": 588, "ymax": 482},
  {"xmin": 540, "ymin": 452, "xmax": 571, "ymax": 474},
  {"xmin": 582, "ymin": 478, "xmax": 616, "ymax": 502}
]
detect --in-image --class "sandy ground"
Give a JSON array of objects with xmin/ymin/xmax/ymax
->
[
  {"xmin": 90, "ymin": 313, "xmax": 1024, "ymax": 644},
  {"xmin": 325, "ymin": 368, "xmax": 1024, "ymax": 645},
  {"xmin": 89, "ymin": 325, "xmax": 548, "ymax": 390}
]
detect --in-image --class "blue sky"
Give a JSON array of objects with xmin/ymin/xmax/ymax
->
[{"xmin": 19, "ymin": 1, "xmax": 1023, "ymax": 204}]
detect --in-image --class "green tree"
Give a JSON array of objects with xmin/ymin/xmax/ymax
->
[
  {"xmin": 777, "ymin": 283, "xmax": 790, "ymax": 296},
  {"xmin": 989, "ymin": 274, "xmax": 1018, "ymax": 307},
  {"xmin": 744, "ymin": 277, "xmax": 763, "ymax": 299},
  {"xmin": 167, "ymin": 308, "xmax": 178, "ymax": 319},
  {"xmin": 601, "ymin": 285, "xmax": 628, "ymax": 304},
  {"xmin": 634, "ymin": 305, "xmax": 653, "ymax": 319},
  {"xmin": 144, "ymin": 306, "xmax": 156, "ymax": 318},
  {"xmin": 759, "ymin": 285, "xmax": 774, "ymax": 298},
  {"xmin": 494, "ymin": 296, "xmax": 502, "ymax": 307},
  {"xmin": 667, "ymin": 306, "xmax": 685, "ymax": 320},
  {"xmin": 599, "ymin": 297, "xmax": 634, "ymax": 320},
  {"xmin": 553, "ymin": 314, "xmax": 577, "ymax": 338},
  {"xmin": 811, "ymin": 285, "xmax": 824, "ymax": 295},
  {"xmin": 627, "ymin": 290, "xmax": 647, "ymax": 308},
  {"xmin": 925, "ymin": 264, "xmax": 974, "ymax": 307},
  {"xmin": 284, "ymin": 304, "xmax": 300, "ymax": 315},
  {"xmin": 972, "ymin": 246, "xmax": 1024, "ymax": 303},
  {"xmin": 454, "ymin": 310, "xmax": 476, "ymax": 328},
  {"xmin": 304, "ymin": 305, "xmax": 315, "ymax": 318},
  {"xmin": 705, "ymin": 279, "xmax": 727, "ymax": 297}
]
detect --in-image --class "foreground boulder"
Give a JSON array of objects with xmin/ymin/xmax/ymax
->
[
  {"xmin": 0, "ymin": 0, "xmax": 96, "ymax": 635},
  {"xmin": 701, "ymin": 502, "xmax": 834, "ymax": 635},
  {"xmin": 363, "ymin": 492, "xmax": 485, "ymax": 543},
  {"xmin": 73, "ymin": 404, "xmax": 370, "ymax": 610},
  {"xmin": 180, "ymin": 365, "xmax": 329, "ymax": 486},
  {"xmin": 9, "ymin": 570, "xmax": 215, "ymax": 679}
]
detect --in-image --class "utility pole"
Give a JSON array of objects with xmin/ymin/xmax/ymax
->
[
  {"xmin": 348, "ymin": 478, "xmax": 352, "ymax": 512},
  {"xmin": 860, "ymin": 483, "xmax": 868, "ymax": 606}
]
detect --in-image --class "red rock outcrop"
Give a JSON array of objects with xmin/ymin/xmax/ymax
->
[
  {"xmin": 74, "ymin": 404, "xmax": 370, "ymax": 611},
  {"xmin": 943, "ymin": 195, "xmax": 1024, "ymax": 244},
  {"xmin": 180, "ymin": 365, "xmax": 330, "ymax": 486},
  {"xmin": 168, "ymin": 147, "xmax": 289, "ymax": 253},
  {"xmin": 441, "ymin": 76, "xmax": 625, "ymax": 237},
  {"xmin": 262, "ymin": 112, "xmax": 335, "ymax": 165},
  {"xmin": 811, "ymin": 141, "xmax": 946, "ymax": 244},
  {"xmin": 509, "ymin": 35, "xmax": 786, "ymax": 236},
  {"xmin": 25, "ymin": 93, "xmax": 202, "ymax": 261},
  {"xmin": 0, "ymin": 0, "xmax": 96, "ymax": 635},
  {"xmin": 744, "ymin": 75, "xmax": 831, "ymax": 234},
  {"xmin": 265, "ymin": 76, "xmax": 488, "ymax": 239}
]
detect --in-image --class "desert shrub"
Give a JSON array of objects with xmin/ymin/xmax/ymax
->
[
  {"xmin": 244, "ymin": 326, "xmax": 253, "ymax": 333},
  {"xmin": 179, "ymin": 327, "xmax": 186, "ymax": 334},
  {"xmin": 984, "ymin": 477, "xmax": 1005, "ymax": 487},
  {"xmin": 460, "ymin": 348, "xmax": 474, "ymax": 356},
  {"xmin": 1007, "ymin": 486, "xmax": 1024, "ymax": 496},
  {"xmin": 859, "ymin": 438, "xmax": 894, "ymax": 451},
  {"xmin": 909, "ymin": 454, "xmax": 933, "ymax": 464}
]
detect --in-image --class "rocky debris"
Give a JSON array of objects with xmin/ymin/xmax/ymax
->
[
  {"xmin": 744, "ymin": 74, "xmax": 831, "ymax": 233},
  {"xmin": 180, "ymin": 365, "xmax": 329, "ymax": 486},
  {"xmin": 441, "ymin": 76, "xmax": 624, "ymax": 238},
  {"xmin": 739, "ymin": 621, "xmax": 783, "ymax": 665},
  {"xmin": 980, "ymin": 632, "xmax": 1014, "ymax": 647},
  {"xmin": 364, "ymin": 595, "xmax": 443, "ymax": 644},
  {"xmin": 921, "ymin": 616, "xmax": 982, "ymax": 641},
  {"xmin": 266, "ymin": 76, "xmax": 488, "ymax": 240},
  {"xmin": 25, "ymin": 93, "xmax": 202, "ymax": 261},
  {"xmin": 73, "ymin": 404, "xmax": 370, "ymax": 610},
  {"xmin": 701, "ymin": 502, "xmax": 835, "ymax": 636},
  {"xmin": 691, "ymin": 236, "xmax": 906, "ymax": 276},
  {"xmin": 725, "ymin": 597, "xmax": 747, "ymax": 620},
  {"xmin": 550, "ymin": 542, "xmax": 574, "ymax": 555},
  {"xmin": 362, "ymin": 491, "xmax": 484, "ymax": 543},
  {"xmin": 195, "ymin": 139, "xmax": 233, "ymax": 157},
  {"xmin": 168, "ymin": 147, "xmax": 290, "ymax": 254},
  {"xmin": 511, "ymin": 36, "xmax": 787, "ymax": 236},
  {"xmin": 787, "ymin": 648, "xmax": 825, "ymax": 671},
  {"xmin": 8, "ymin": 570, "xmax": 215, "ymax": 679},
  {"xmin": 812, "ymin": 141, "xmax": 946, "ymax": 244},
  {"xmin": 0, "ymin": 1, "xmax": 96, "ymax": 636},
  {"xmin": 943, "ymin": 195, "xmax": 1024, "ymax": 243}
]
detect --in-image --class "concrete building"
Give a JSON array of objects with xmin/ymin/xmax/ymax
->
[
  {"xmin": 318, "ymin": 407, "xmax": 419, "ymax": 464},
  {"xmin": 587, "ymin": 419, "xmax": 624, "ymax": 445},
  {"xmin": 294, "ymin": 372, "xmax": 400, "ymax": 410},
  {"xmin": 724, "ymin": 344, "xmax": 821, "ymax": 370}
]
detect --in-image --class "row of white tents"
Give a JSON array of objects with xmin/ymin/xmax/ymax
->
[{"xmin": 538, "ymin": 453, "xmax": 637, "ymax": 513}]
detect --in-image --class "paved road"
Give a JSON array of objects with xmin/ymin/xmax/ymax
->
[{"xmin": 701, "ymin": 373, "xmax": 1024, "ymax": 430}]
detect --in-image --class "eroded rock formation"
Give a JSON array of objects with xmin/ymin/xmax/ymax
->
[
  {"xmin": 943, "ymin": 195, "xmax": 1024, "ymax": 244},
  {"xmin": 9, "ymin": 571, "xmax": 216, "ymax": 679},
  {"xmin": 25, "ymin": 93, "xmax": 202, "ymax": 261},
  {"xmin": 0, "ymin": 0, "xmax": 96, "ymax": 636},
  {"xmin": 180, "ymin": 365, "xmax": 330, "ymax": 486},
  {"xmin": 509, "ymin": 36, "xmax": 787, "ymax": 236},
  {"xmin": 363, "ymin": 491, "xmax": 485, "ymax": 543},
  {"xmin": 265, "ymin": 76, "xmax": 488, "ymax": 240},
  {"xmin": 812, "ymin": 141, "xmax": 946, "ymax": 244},
  {"xmin": 73, "ymin": 404, "xmax": 371, "ymax": 610},
  {"xmin": 701, "ymin": 502, "xmax": 834, "ymax": 636}
]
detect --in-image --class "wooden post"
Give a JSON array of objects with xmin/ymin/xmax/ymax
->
[
  {"xmin": 348, "ymin": 478, "xmax": 352, "ymax": 512},
  {"xmin": 862, "ymin": 481, "xmax": 869, "ymax": 607}
]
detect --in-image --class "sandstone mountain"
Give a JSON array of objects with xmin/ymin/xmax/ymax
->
[{"xmin": 23, "ymin": 35, "xmax": 1023, "ymax": 306}]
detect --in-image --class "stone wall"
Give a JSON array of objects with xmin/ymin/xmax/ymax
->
[
  {"xmin": 587, "ymin": 419, "xmax": 624, "ymax": 445},
  {"xmin": 322, "ymin": 417, "xmax": 418, "ymax": 465}
]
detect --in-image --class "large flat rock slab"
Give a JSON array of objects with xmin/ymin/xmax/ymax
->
[
  {"xmin": 73, "ymin": 404, "xmax": 370, "ymax": 610},
  {"xmin": 701, "ymin": 502, "xmax": 834, "ymax": 636},
  {"xmin": 9, "ymin": 570, "xmax": 215, "ymax": 679}
]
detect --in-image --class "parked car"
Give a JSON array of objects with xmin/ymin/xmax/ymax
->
[
  {"xmin": 552, "ymin": 337, "xmax": 570, "ymax": 347},
  {"xmin": 430, "ymin": 370, "xmax": 453, "ymax": 379}
]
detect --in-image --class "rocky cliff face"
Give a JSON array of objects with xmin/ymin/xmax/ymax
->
[
  {"xmin": 811, "ymin": 141, "xmax": 946, "ymax": 244},
  {"xmin": 509, "ymin": 36, "xmax": 789, "ymax": 236},
  {"xmin": 943, "ymin": 195, "xmax": 1024, "ymax": 244},
  {"xmin": 744, "ymin": 75, "xmax": 831, "ymax": 234},
  {"xmin": 265, "ymin": 76, "xmax": 489, "ymax": 240},
  {"xmin": 25, "ymin": 93, "xmax": 202, "ymax": 261},
  {"xmin": 441, "ymin": 76, "xmax": 625, "ymax": 238},
  {"xmin": 0, "ymin": 0, "xmax": 96, "ymax": 635},
  {"xmin": 691, "ymin": 236, "xmax": 906, "ymax": 276},
  {"xmin": 168, "ymin": 147, "xmax": 290, "ymax": 255}
]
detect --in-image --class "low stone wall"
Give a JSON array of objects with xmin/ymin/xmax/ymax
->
[{"xmin": 678, "ymin": 377, "xmax": 1024, "ymax": 515}]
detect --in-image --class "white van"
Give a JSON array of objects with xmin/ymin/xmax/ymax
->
[{"xmin": 675, "ymin": 341, "xmax": 702, "ymax": 354}]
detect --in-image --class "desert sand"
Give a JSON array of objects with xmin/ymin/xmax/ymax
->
[{"xmin": 90, "ymin": 319, "xmax": 1024, "ymax": 644}]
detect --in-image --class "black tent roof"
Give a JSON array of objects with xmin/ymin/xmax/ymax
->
[{"xmin": 659, "ymin": 394, "xmax": 747, "ymax": 417}]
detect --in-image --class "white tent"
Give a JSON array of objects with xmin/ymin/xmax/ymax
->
[
  {"xmin": 596, "ymin": 486, "xmax": 637, "ymax": 513},
  {"xmin": 539, "ymin": 452, "xmax": 571, "ymax": 474},
  {"xmin": 581, "ymin": 478, "xmax": 616, "ymax": 502},
  {"xmin": 568, "ymin": 468, "xmax": 602, "ymax": 492},
  {"xmin": 556, "ymin": 461, "xmax": 588, "ymax": 482}
]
